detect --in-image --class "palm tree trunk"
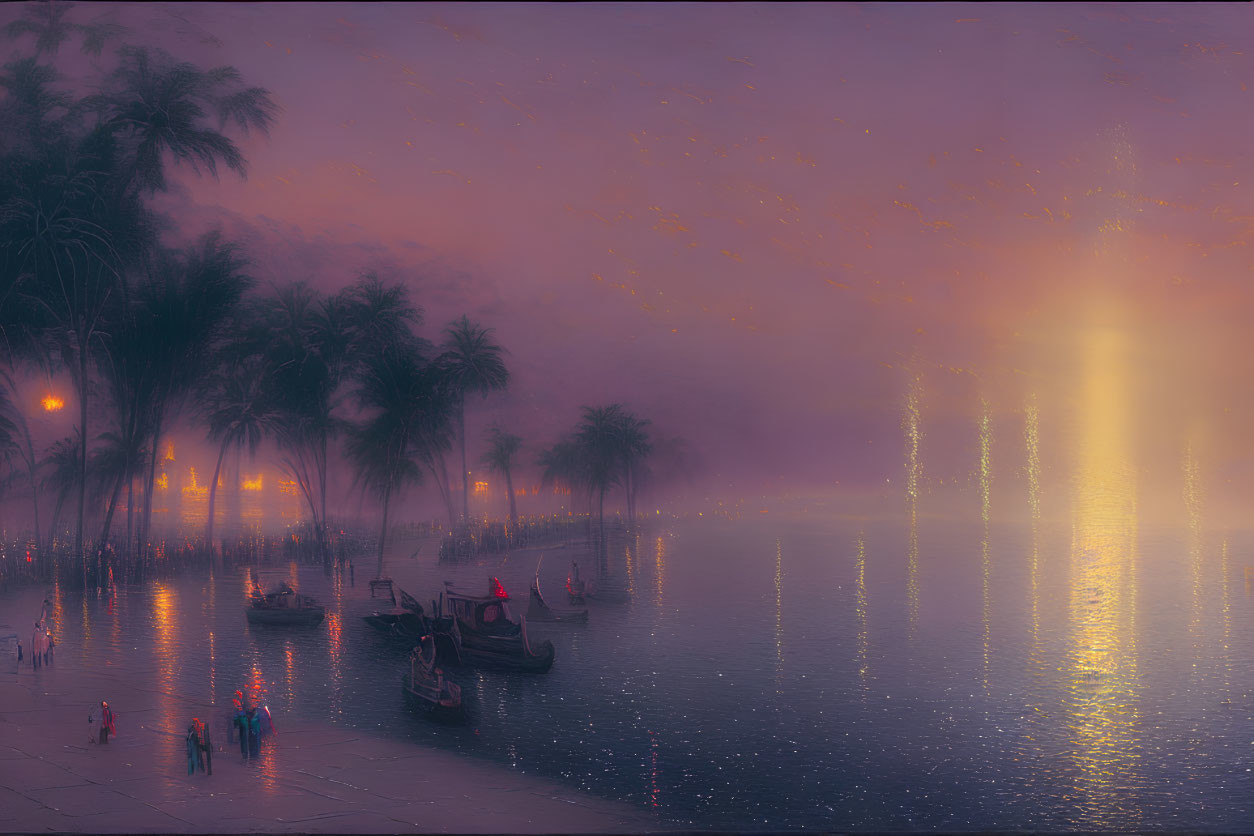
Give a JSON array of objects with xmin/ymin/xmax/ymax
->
[
  {"xmin": 459, "ymin": 403, "xmax": 469, "ymax": 524},
  {"xmin": 375, "ymin": 482, "xmax": 392, "ymax": 580},
  {"xmin": 206, "ymin": 437, "xmax": 229, "ymax": 559},
  {"xmin": 318, "ymin": 433, "xmax": 329, "ymax": 563},
  {"xmin": 125, "ymin": 477, "xmax": 134, "ymax": 566},
  {"xmin": 140, "ymin": 409, "xmax": 164, "ymax": 560},
  {"xmin": 22, "ymin": 425, "xmax": 42, "ymax": 562},
  {"xmin": 76, "ymin": 335, "xmax": 88, "ymax": 588},
  {"xmin": 97, "ymin": 469, "xmax": 126, "ymax": 552},
  {"xmin": 505, "ymin": 466, "xmax": 516, "ymax": 525},
  {"xmin": 598, "ymin": 485, "xmax": 607, "ymax": 571},
  {"xmin": 49, "ymin": 494, "xmax": 65, "ymax": 552}
]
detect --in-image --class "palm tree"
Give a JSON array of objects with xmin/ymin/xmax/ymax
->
[
  {"xmin": 201, "ymin": 355, "xmax": 273, "ymax": 554},
  {"xmin": 437, "ymin": 316, "xmax": 509, "ymax": 526},
  {"xmin": 613, "ymin": 410, "xmax": 652, "ymax": 525},
  {"xmin": 3, "ymin": 2, "xmax": 126, "ymax": 58},
  {"xmin": 41, "ymin": 432, "xmax": 81, "ymax": 550},
  {"xmin": 133, "ymin": 233, "xmax": 252, "ymax": 557},
  {"xmin": 93, "ymin": 45, "xmax": 279, "ymax": 195},
  {"xmin": 574, "ymin": 406, "xmax": 625, "ymax": 554},
  {"xmin": 346, "ymin": 346, "xmax": 449, "ymax": 579},
  {"xmin": 481, "ymin": 427, "xmax": 522, "ymax": 525}
]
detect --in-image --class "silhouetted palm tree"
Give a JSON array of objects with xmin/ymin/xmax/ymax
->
[
  {"xmin": 481, "ymin": 427, "xmax": 522, "ymax": 524},
  {"xmin": 574, "ymin": 405, "xmax": 625, "ymax": 554},
  {"xmin": 437, "ymin": 316, "xmax": 509, "ymax": 525},
  {"xmin": 41, "ymin": 433, "xmax": 81, "ymax": 549},
  {"xmin": 92, "ymin": 45, "xmax": 278, "ymax": 194},
  {"xmin": 202, "ymin": 355, "xmax": 274, "ymax": 554},
  {"xmin": 2, "ymin": 2, "xmax": 126, "ymax": 58},
  {"xmin": 133, "ymin": 233, "xmax": 251, "ymax": 556},
  {"xmin": 613, "ymin": 410, "xmax": 652, "ymax": 525},
  {"xmin": 347, "ymin": 346, "xmax": 449, "ymax": 578}
]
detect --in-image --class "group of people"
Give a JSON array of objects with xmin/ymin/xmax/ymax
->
[{"xmin": 230, "ymin": 690, "xmax": 276, "ymax": 762}]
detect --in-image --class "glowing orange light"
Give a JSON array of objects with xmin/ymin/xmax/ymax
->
[
  {"xmin": 473, "ymin": 481, "xmax": 489, "ymax": 495},
  {"xmin": 156, "ymin": 473, "xmax": 169, "ymax": 491},
  {"xmin": 278, "ymin": 479, "xmax": 298, "ymax": 496},
  {"xmin": 41, "ymin": 395, "xmax": 64, "ymax": 412},
  {"xmin": 183, "ymin": 467, "xmax": 207, "ymax": 496},
  {"xmin": 241, "ymin": 475, "xmax": 263, "ymax": 492},
  {"xmin": 164, "ymin": 442, "xmax": 175, "ymax": 461}
]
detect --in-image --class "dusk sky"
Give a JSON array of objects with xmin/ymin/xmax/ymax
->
[{"xmin": 5, "ymin": 2, "xmax": 1252, "ymax": 511}]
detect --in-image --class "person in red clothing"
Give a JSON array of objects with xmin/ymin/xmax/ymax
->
[{"xmin": 92, "ymin": 701, "xmax": 116, "ymax": 744}]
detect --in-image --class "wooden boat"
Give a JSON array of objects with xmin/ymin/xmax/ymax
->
[
  {"xmin": 436, "ymin": 578, "xmax": 555, "ymax": 673},
  {"xmin": 245, "ymin": 581, "xmax": 325, "ymax": 626},
  {"xmin": 527, "ymin": 560, "xmax": 588, "ymax": 624},
  {"xmin": 401, "ymin": 635, "xmax": 463, "ymax": 720}
]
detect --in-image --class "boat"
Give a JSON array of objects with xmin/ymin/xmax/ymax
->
[
  {"xmin": 245, "ymin": 581, "xmax": 325, "ymax": 626},
  {"xmin": 401, "ymin": 635, "xmax": 464, "ymax": 720},
  {"xmin": 436, "ymin": 578, "xmax": 555, "ymax": 673},
  {"xmin": 527, "ymin": 559, "xmax": 588, "ymax": 624},
  {"xmin": 566, "ymin": 560, "xmax": 588, "ymax": 605},
  {"xmin": 363, "ymin": 587, "xmax": 427, "ymax": 638}
]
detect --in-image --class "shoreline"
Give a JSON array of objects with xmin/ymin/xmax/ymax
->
[{"xmin": 0, "ymin": 649, "xmax": 658, "ymax": 833}]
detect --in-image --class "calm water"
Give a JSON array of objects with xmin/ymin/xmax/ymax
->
[{"xmin": 6, "ymin": 511, "xmax": 1254, "ymax": 831}]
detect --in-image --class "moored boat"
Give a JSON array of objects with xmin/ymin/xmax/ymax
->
[
  {"xmin": 401, "ymin": 635, "xmax": 463, "ymax": 720},
  {"xmin": 528, "ymin": 560, "xmax": 588, "ymax": 624},
  {"xmin": 245, "ymin": 581, "xmax": 325, "ymax": 626},
  {"xmin": 436, "ymin": 578, "xmax": 555, "ymax": 673}
]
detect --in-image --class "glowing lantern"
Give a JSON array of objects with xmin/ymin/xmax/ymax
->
[
  {"xmin": 489, "ymin": 577, "xmax": 508, "ymax": 599},
  {"xmin": 41, "ymin": 395, "xmax": 64, "ymax": 412},
  {"xmin": 474, "ymin": 481, "xmax": 489, "ymax": 495},
  {"xmin": 241, "ymin": 475, "xmax": 263, "ymax": 492}
]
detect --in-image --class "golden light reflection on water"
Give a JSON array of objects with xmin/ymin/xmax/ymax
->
[
  {"xmin": 1183, "ymin": 441, "xmax": 1203, "ymax": 654},
  {"xmin": 773, "ymin": 538, "xmax": 783, "ymax": 693},
  {"xmin": 1066, "ymin": 324, "xmax": 1141, "ymax": 826},
  {"xmin": 152, "ymin": 582, "xmax": 179, "ymax": 769},
  {"xmin": 904, "ymin": 373, "xmax": 922, "ymax": 629},
  {"xmin": 654, "ymin": 536, "xmax": 665, "ymax": 608},
  {"xmin": 979, "ymin": 398, "xmax": 992, "ymax": 690},
  {"xmin": 327, "ymin": 569, "xmax": 344, "ymax": 718},
  {"xmin": 1220, "ymin": 539, "xmax": 1231, "ymax": 694},
  {"xmin": 855, "ymin": 534, "xmax": 867, "ymax": 686},
  {"xmin": 1026, "ymin": 395, "xmax": 1043, "ymax": 666}
]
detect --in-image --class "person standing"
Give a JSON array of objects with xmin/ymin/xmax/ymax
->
[
  {"xmin": 195, "ymin": 718, "xmax": 213, "ymax": 775},
  {"xmin": 95, "ymin": 701, "xmax": 115, "ymax": 744},
  {"xmin": 234, "ymin": 706, "xmax": 250, "ymax": 760},
  {"xmin": 247, "ymin": 708, "xmax": 261, "ymax": 759}
]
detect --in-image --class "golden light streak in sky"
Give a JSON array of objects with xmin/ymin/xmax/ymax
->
[
  {"xmin": 1066, "ymin": 323, "xmax": 1142, "ymax": 827},
  {"xmin": 979, "ymin": 397, "xmax": 992, "ymax": 690}
]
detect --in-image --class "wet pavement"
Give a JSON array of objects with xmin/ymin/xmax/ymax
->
[{"xmin": 0, "ymin": 648, "xmax": 656, "ymax": 833}]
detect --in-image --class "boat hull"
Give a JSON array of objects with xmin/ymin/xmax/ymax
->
[{"xmin": 401, "ymin": 674, "xmax": 464, "ymax": 721}]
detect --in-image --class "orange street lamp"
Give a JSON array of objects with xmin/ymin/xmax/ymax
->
[{"xmin": 41, "ymin": 395, "xmax": 64, "ymax": 412}]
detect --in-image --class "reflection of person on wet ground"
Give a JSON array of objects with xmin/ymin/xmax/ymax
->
[
  {"xmin": 234, "ymin": 704, "xmax": 250, "ymax": 760},
  {"xmin": 247, "ymin": 708, "xmax": 261, "ymax": 759},
  {"xmin": 186, "ymin": 724, "xmax": 199, "ymax": 775},
  {"xmin": 193, "ymin": 718, "xmax": 212, "ymax": 775},
  {"xmin": 30, "ymin": 622, "xmax": 44, "ymax": 670}
]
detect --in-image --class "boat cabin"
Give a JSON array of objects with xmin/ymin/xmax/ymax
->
[{"xmin": 442, "ymin": 578, "xmax": 519, "ymax": 635}]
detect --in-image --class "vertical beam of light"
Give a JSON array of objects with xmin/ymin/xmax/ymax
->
[
  {"xmin": 1183, "ymin": 441, "xmax": 1203, "ymax": 662},
  {"xmin": 979, "ymin": 398, "xmax": 992, "ymax": 690},
  {"xmin": 774, "ymin": 538, "xmax": 783, "ymax": 694},
  {"xmin": 1220, "ymin": 539, "xmax": 1231, "ymax": 695},
  {"xmin": 1067, "ymin": 324, "xmax": 1141, "ymax": 827},
  {"xmin": 904, "ymin": 373, "xmax": 922, "ymax": 630},
  {"xmin": 208, "ymin": 573, "xmax": 216, "ymax": 704},
  {"xmin": 1026, "ymin": 394, "xmax": 1043, "ymax": 668},
  {"xmin": 855, "ymin": 533, "xmax": 868, "ymax": 687},
  {"xmin": 328, "ymin": 567, "xmax": 344, "ymax": 719}
]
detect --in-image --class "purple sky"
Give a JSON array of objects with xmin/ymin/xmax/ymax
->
[{"xmin": 4, "ymin": 2, "xmax": 1254, "ymax": 517}]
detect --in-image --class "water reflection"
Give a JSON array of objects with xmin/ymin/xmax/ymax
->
[
  {"xmin": 979, "ymin": 398, "xmax": 992, "ymax": 689},
  {"xmin": 904, "ymin": 373, "xmax": 922, "ymax": 628},
  {"xmin": 153, "ymin": 581, "xmax": 179, "ymax": 767},
  {"xmin": 327, "ymin": 569, "xmax": 344, "ymax": 718},
  {"xmin": 1026, "ymin": 394, "xmax": 1043, "ymax": 668},
  {"xmin": 855, "ymin": 534, "xmax": 867, "ymax": 685},
  {"xmin": 1183, "ymin": 441, "xmax": 1203, "ymax": 656},
  {"xmin": 654, "ymin": 536, "xmax": 665, "ymax": 609},
  {"xmin": 773, "ymin": 539, "xmax": 783, "ymax": 693},
  {"xmin": 1066, "ymin": 324, "xmax": 1141, "ymax": 826},
  {"xmin": 1220, "ymin": 539, "xmax": 1231, "ymax": 694}
]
